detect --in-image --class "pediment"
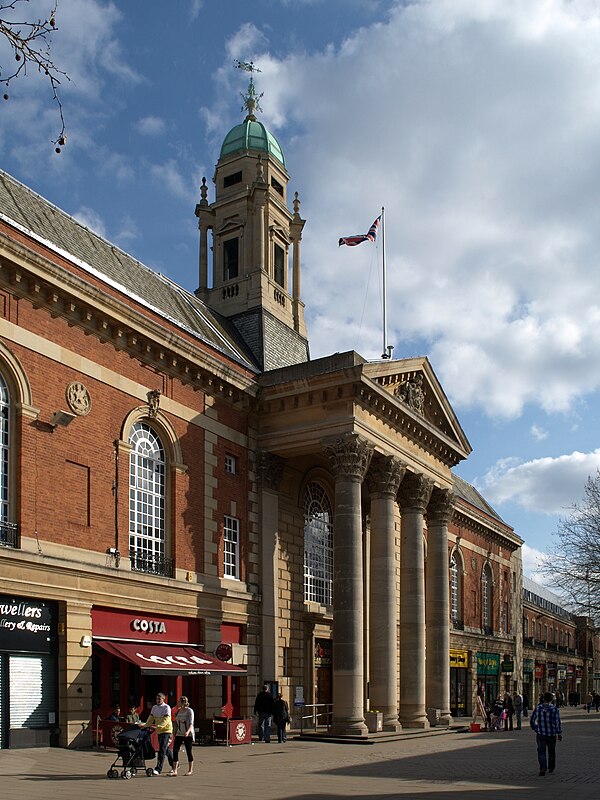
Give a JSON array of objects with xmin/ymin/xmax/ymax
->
[
  {"xmin": 216, "ymin": 216, "xmax": 245, "ymax": 235},
  {"xmin": 364, "ymin": 357, "xmax": 471, "ymax": 455}
]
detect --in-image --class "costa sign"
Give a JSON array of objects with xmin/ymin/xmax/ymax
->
[
  {"xmin": 136, "ymin": 651, "xmax": 212, "ymax": 666},
  {"xmin": 131, "ymin": 618, "xmax": 167, "ymax": 634}
]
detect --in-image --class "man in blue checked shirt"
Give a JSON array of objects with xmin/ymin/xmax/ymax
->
[{"xmin": 530, "ymin": 692, "xmax": 562, "ymax": 776}]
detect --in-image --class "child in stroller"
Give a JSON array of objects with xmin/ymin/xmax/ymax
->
[{"xmin": 106, "ymin": 726, "xmax": 156, "ymax": 779}]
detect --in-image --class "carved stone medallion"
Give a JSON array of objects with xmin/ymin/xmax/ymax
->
[{"xmin": 66, "ymin": 382, "xmax": 91, "ymax": 416}]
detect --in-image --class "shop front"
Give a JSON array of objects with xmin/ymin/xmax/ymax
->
[
  {"xmin": 0, "ymin": 594, "xmax": 58, "ymax": 749},
  {"xmin": 501, "ymin": 656, "xmax": 514, "ymax": 693},
  {"xmin": 476, "ymin": 651, "xmax": 500, "ymax": 705},
  {"xmin": 523, "ymin": 658, "xmax": 534, "ymax": 708},
  {"xmin": 534, "ymin": 661, "xmax": 545, "ymax": 700},
  {"xmin": 91, "ymin": 607, "xmax": 246, "ymax": 742},
  {"xmin": 449, "ymin": 649, "xmax": 469, "ymax": 717}
]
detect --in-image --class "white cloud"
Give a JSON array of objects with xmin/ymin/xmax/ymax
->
[
  {"xmin": 530, "ymin": 424, "xmax": 548, "ymax": 441},
  {"xmin": 149, "ymin": 160, "xmax": 195, "ymax": 202},
  {"xmin": 522, "ymin": 543, "xmax": 546, "ymax": 579},
  {"xmin": 208, "ymin": 1, "xmax": 600, "ymax": 420},
  {"xmin": 135, "ymin": 116, "xmax": 167, "ymax": 137},
  {"xmin": 477, "ymin": 449, "xmax": 600, "ymax": 514},
  {"xmin": 73, "ymin": 206, "xmax": 108, "ymax": 239}
]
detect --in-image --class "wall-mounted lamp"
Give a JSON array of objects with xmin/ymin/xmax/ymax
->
[
  {"xmin": 106, "ymin": 547, "xmax": 121, "ymax": 567},
  {"xmin": 80, "ymin": 635, "xmax": 92, "ymax": 647},
  {"xmin": 50, "ymin": 410, "xmax": 77, "ymax": 428}
]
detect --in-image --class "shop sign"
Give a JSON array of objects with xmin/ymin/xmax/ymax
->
[
  {"xmin": 576, "ymin": 667, "xmax": 583, "ymax": 678},
  {"xmin": 314, "ymin": 638, "xmax": 332, "ymax": 667},
  {"xmin": 523, "ymin": 658, "xmax": 534, "ymax": 673},
  {"xmin": 450, "ymin": 649, "xmax": 469, "ymax": 668},
  {"xmin": 557, "ymin": 669, "xmax": 567, "ymax": 680},
  {"xmin": 131, "ymin": 618, "xmax": 167, "ymax": 635},
  {"xmin": 501, "ymin": 659, "xmax": 514, "ymax": 673},
  {"xmin": 567, "ymin": 664, "xmax": 575, "ymax": 674},
  {"xmin": 477, "ymin": 652, "xmax": 500, "ymax": 674},
  {"xmin": 535, "ymin": 662, "xmax": 545, "ymax": 679},
  {"xmin": 0, "ymin": 595, "xmax": 55, "ymax": 654},
  {"xmin": 547, "ymin": 662, "xmax": 557, "ymax": 678}
]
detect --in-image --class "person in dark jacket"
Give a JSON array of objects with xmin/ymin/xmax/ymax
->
[
  {"xmin": 503, "ymin": 693, "xmax": 515, "ymax": 731},
  {"xmin": 272, "ymin": 692, "xmax": 290, "ymax": 743},
  {"xmin": 253, "ymin": 684, "xmax": 274, "ymax": 743}
]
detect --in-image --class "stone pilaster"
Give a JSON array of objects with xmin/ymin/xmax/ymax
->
[
  {"xmin": 323, "ymin": 433, "xmax": 373, "ymax": 737},
  {"xmin": 256, "ymin": 451, "xmax": 285, "ymax": 684},
  {"xmin": 398, "ymin": 472, "xmax": 433, "ymax": 728},
  {"xmin": 366, "ymin": 455, "xmax": 406, "ymax": 731},
  {"xmin": 426, "ymin": 487, "xmax": 455, "ymax": 726}
]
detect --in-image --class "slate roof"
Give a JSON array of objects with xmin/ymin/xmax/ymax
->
[
  {"xmin": 0, "ymin": 169, "xmax": 259, "ymax": 373},
  {"xmin": 452, "ymin": 473, "xmax": 507, "ymax": 526}
]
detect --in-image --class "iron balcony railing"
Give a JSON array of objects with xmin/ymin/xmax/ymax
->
[
  {"xmin": 129, "ymin": 548, "xmax": 174, "ymax": 578},
  {"xmin": 0, "ymin": 520, "xmax": 19, "ymax": 548}
]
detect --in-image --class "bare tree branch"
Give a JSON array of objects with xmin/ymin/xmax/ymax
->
[
  {"xmin": 541, "ymin": 471, "xmax": 600, "ymax": 625},
  {"xmin": 0, "ymin": 0, "xmax": 69, "ymax": 150}
]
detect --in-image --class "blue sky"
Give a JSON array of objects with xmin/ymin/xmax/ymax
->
[{"xmin": 2, "ymin": 0, "xmax": 600, "ymax": 576}]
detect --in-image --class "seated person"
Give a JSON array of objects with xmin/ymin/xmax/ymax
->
[
  {"xmin": 107, "ymin": 705, "xmax": 122, "ymax": 721},
  {"xmin": 126, "ymin": 705, "xmax": 140, "ymax": 724}
]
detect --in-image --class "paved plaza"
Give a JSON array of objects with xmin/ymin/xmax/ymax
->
[{"xmin": 1, "ymin": 707, "xmax": 599, "ymax": 800}]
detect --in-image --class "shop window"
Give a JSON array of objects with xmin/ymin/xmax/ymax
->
[
  {"xmin": 223, "ymin": 516, "xmax": 240, "ymax": 579},
  {"xmin": 129, "ymin": 422, "xmax": 171, "ymax": 577},
  {"xmin": 274, "ymin": 243, "xmax": 285, "ymax": 287},
  {"xmin": 223, "ymin": 238, "xmax": 239, "ymax": 281},
  {"xmin": 303, "ymin": 481, "xmax": 333, "ymax": 605}
]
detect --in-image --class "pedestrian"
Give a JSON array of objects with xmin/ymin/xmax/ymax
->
[
  {"xmin": 125, "ymin": 704, "xmax": 140, "ymax": 724},
  {"xmin": 272, "ymin": 692, "xmax": 290, "ymax": 743},
  {"xmin": 142, "ymin": 692, "xmax": 174, "ymax": 776},
  {"xmin": 107, "ymin": 704, "xmax": 121, "ymax": 721},
  {"xmin": 253, "ymin": 683, "xmax": 274, "ymax": 742},
  {"xmin": 513, "ymin": 691, "xmax": 523, "ymax": 730},
  {"xmin": 522, "ymin": 691, "xmax": 529, "ymax": 718},
  {"xmin": 584, "ymin": 690, "xmax": 593, "ymax": 712},
  {"xmin": 594, "ymin": 692, "xmax": 600, "ymax": 712},
  {"xmin": 170, "ymin": 696, "xmax": 194, "ymax": 776},
  {"xmin": 503, "ymin": 692, "xmax": 514, "ymax": 731},
  {"xmin": 530, "ymin": 691, "xmax": 562, "ymax": 776}
]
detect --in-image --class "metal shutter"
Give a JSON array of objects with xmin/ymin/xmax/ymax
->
[{"xmin": 9, "ymin": 655, "xmax": 56, "ymax": 728}]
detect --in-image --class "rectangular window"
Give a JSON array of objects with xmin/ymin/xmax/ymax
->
[
  {"xmin": 223, "ymin": 516, "xmax": 240, "ymax": 579},
  {"xmin": 271, "ymin": 177, "xmax": 284, "ymax": 196},
  {"xmin": 503, "ymin": 602, "xmax": 509, "ymax": 633},
  {"xmin": 224, "ymin": 171, "xmax": 242, "ymax": 188},
  {"xmin": 224, "ymin": 454, "xmax": 237, "ymax": 475},
  {"xmin": 223, "ymin": 238, "xmax": 239, "ymax": 281},
  {"xmin": 274, "ymin": 244, "xmax": 285, "ymax": 287}
]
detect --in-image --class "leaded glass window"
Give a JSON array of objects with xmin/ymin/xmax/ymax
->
[
  {"xmin": 303, "ymin": 482, "xmax": 333, "ymax": 605},
  {"xmin": 129, "ymin": 422, "xmax": 165, "ymax": 562}
]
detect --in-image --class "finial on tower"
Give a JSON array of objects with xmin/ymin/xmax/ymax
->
[{"xmin": 235, "ymin": 60, "xmax": 264, "ymax": 121}]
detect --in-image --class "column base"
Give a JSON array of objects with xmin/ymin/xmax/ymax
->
[
  {"xmin": 399, "ymin": 716, "xmax": 430, "ymax": 730},
  {"xmin": 439, "ymin": 712, "xmax": 453, "ymax": 727},
  {"xmin": 330, "ymin": 720, "xmax": 369, "ymax": 737},
  {"xmin": 383, "ymin": 720, "xmax": 402, "ymax": 732}
]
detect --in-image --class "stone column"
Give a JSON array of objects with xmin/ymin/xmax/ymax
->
[
  {"xmin": 366, "ymin": 455, "xmax": 406, "ymax": 731},
  {"xmin": 324, "ymin": 433, "xmax": 373, "ymax": 736},
  {"xmin": 426, "ymin": 487, "xmax": 455, "ymax": 726},
  {"xmin": 199, "ymin": 221, "xmax": 209, "ymax": 290},
  {"xmin": 398, "ymin": 472, "xmax": 433, "ymax": 728},
  {"xmin": 256, "ymin": 451, "xmax": 285, "ymax": 684}
]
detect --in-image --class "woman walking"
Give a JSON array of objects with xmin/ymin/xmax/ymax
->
[{"xmin": 170, "ymin": 696, "xmax": 194, "ymax": 776}]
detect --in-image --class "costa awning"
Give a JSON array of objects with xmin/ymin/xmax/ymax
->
[{"xmin": 96, "ymin": 641, "xmax": 245, "ymax": 676}]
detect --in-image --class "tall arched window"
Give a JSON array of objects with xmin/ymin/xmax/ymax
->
[
  {"xmin": 450, "ymin": 552, "xmax": 462, "ymax": 626},
  {"xmin": 303, "ymin": 481, "xmax": 333, "ymax": 605},
  {"xmin": 0, "ymin": 372, "xmax": 13, "ymax": 545},
  {"xmin": 482, "ymin": 563, "xmax": 493, "ymax": 632},
  {"xmin": 129, "ymin": 422, "xmax": 169, "ymax": 576}
]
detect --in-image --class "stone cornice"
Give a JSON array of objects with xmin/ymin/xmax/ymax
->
[
  {"xmin": 452, "ymin": 503, "xmax": 523, "ymax": 551},
  {"xmin": 0, "ymin": 233, "xmax": 258, "ymax": 407}
]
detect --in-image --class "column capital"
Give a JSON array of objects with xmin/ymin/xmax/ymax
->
[
  {"xmin": 398, "ymin": 472, "xmax": 434, "ymax": 513},
  {"xmin": 367, "ymin": 454, "xmax": 406, "ymax": 498},
  {"xmin": 256, "ymin": 450, "xmax": 285, "ymax": 491},
  {"xmin": 323, "ymin": 433, "xmax": 373, "ymax": 482},
  {"xmin": 427, "ymin": 487, "xmax": 455, "ymax": 526}
]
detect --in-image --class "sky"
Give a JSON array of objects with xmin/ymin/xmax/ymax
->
[{"xmin": 2, "ymin": 0, "xmax": 600, "ymax": 578}]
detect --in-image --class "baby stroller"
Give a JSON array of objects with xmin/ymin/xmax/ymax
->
[{"xmin": 106, "ymin": 727, "xmax": 156, "ymax": 780}]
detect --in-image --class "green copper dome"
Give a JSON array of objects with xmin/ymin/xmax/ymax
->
[{"xmin": 220, "ymin": 119, "xmax": 286, "ymax": 168}]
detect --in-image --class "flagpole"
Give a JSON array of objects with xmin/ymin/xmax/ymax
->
[{"xmin": 380, "ymin": 206, "xmax": 390, "ymax": 359}]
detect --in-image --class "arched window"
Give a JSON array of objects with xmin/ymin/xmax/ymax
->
[
  {"xmin": 482, "ymin": 563, "xmax": 493, "ymax": 632},
  {"xmin": 450, "ymin": 551, "xmax": 462, "ymax": 626},
  {"xmin": 303, "ymin": 481, "xmax": 333, "ymax": 605},
  {"xmin": 0, "ymin": 372, "xmax": 14, "ymax": 546},
  {"xmin": 128, "ymin": 422, "xmax": 169, "ymax": 576}
]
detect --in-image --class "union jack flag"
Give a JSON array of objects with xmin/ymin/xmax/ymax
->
[{"xmin": 338, "ymin": 215, "xmax": 381, "ymax": 247}]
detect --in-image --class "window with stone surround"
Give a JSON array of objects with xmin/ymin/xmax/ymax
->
[
  {"xmin": 223, "ymin": 238, "xmax": 239, "ymax": 281},
  {"xmin": 129, "ymin": 422, "xmax": 170, "ymax": 576},
  {"xmin": 223, "ymin": 515, "xmax": 240, "ymax": 579},
  {"xmin": 224, "ymin": 453, "xmax": 237, "ymax": 474},
  {"xmin": 303, "ymin": 481, "xmax": 333, "ymax": 605},
  {"xmin": 0, "ymin": 372, "xmax": 14, "ymax": 547},
  {"xmin": 450, "ymin": 551, "xmax": 463, "ymax": 625},
  {"xmin": 482, "ymin": 563, "xmax": 493, "ymax": 631}
]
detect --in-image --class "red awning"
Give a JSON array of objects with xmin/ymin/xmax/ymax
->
[{"xmin": 96, "ymin": 640, "xmax": 246, "ymax": 676}]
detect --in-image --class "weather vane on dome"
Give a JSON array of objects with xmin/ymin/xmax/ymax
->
[{"xmin": 234, "ymin": 59, "xmax": 263, "ymax": 121}]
